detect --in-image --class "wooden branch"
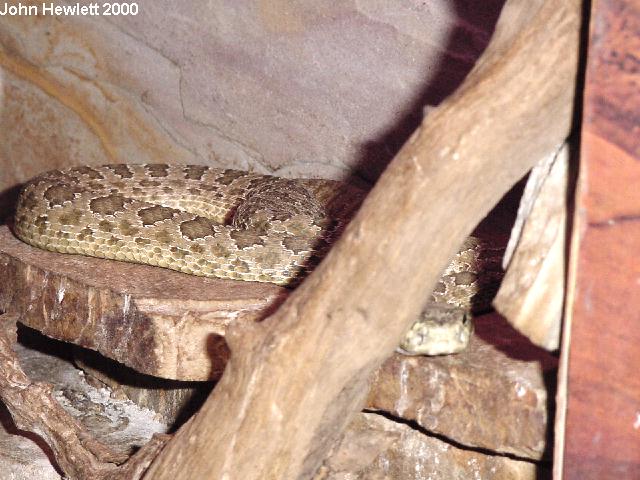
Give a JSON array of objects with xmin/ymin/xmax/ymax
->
[
  {"xmin": 0, "ymin": 313, "xmax": 170, "ymax": 479},
  {"xmin": 0, "ymin": 322, "xmax": 118, "ymax": 477},
  {"xmin": 145, "ymin": 0, "xmax": 581, "ymax": 478}
]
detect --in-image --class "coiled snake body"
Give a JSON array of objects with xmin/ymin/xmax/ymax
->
[{"xmin": 14, "ymin": 164, "xmax": 501, "ymax": 355}]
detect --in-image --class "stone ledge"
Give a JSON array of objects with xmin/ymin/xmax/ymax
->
[
  {"xmin": 1, "ymin": 224, "xmax": 555, "ymax": 460},
  {"xmin": 0, "ymin": 225, "xmax": 288, "ymax": 380},
  {"xmin": 368, "ymin": 314, "xmax": 557, "ymax": 460}
]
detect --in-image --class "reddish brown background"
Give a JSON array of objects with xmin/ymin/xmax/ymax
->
[{"xmin": 564, "ymin": 0, "xmax": 640, "ymax": 477}]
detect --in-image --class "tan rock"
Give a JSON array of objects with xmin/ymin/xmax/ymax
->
[
  {"xmin": 2, "ymin": 224, "xmax": 555, "ymax": 461},
  {"xmin": 0, "ymin": 1, "xmax": 503, "ymax": 199},
  {"xmin": 494, "ymin": 144, "xmax": 569, "ymax": 350},
  {"xmin": 316, "ymin": 412, "xmax": 542, "ymax": 480},
  {"xmin": 0, "ymin": 225, "xmax": 288, "ymax": 380},
  {"xmin": 3, "ymin": 323, "xmax": 545, "ymax": 479},
  {"xmin": 367, "ymin": 314, "xmax": 557, "ymax": 460}
]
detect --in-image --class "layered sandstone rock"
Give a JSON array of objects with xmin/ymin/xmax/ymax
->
[{"xmin": 0, "ymin": 1, "xmax": 503, "ymax": 205}]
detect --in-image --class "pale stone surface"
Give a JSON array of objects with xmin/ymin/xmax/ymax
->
[
  {"xmin": 0, "ymin": 0, "xmax": 503, "ymax": 211},
  {"xmin": 0, "ymin": 326, "xmax": 166, "ymax": 479},
  {"xmin": 367, "ymin": 314, "xmax": 556, "ymax": 460},
  {"xmin": 2, "ymin": 325, "xmax": 547, "ymax": 479},
  {"xmin": 495, "ymin": 144, "xmax": 569, "ymax": 350},
  {"xmin": 0, "ymin": 405, "xmax": 61, "ymax": 480},
  {"xmin": 315, "ymin": 412, "xmax": 542, "ymax": 480},
  {"xmin": 73, "ymin": 345, "xmax": 211, "ymax": 425}
]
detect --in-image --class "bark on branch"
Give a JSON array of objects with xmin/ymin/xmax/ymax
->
[
  {"xmin": 146, "ymin": 0, "xmax": 582, "ymax": 478},
  {"xmin": 0, "ymin": 314, "xmax": 170, "ymax": 479}
]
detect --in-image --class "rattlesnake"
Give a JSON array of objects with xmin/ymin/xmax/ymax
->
[{"xmin": 13, "ymin": 164, "xmax": 502, "ymax": 355}]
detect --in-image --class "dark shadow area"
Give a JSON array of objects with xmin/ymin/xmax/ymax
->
[
  {"xmin": 16, "ymin": 324, "xmax": 214, "ymax": 433},
  {"xmin": 17, "ymin": 323, "xmax": 75, "ymax": 364},
  {"xmin": 473, "ymin": 314, "xmax": 558, "ymax": 368},
  {"xmin": 0, "ymin": 183, "xmax": 21, "ymax": 225},
  {"xmin": 352, "ymin": 1, "xmax": 506, "ymax": 183},
  {"xmin": 469, "ymin": 175, "xmax": 526, "ymax": 314}
]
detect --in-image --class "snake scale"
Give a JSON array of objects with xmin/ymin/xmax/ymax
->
[{"xmin": 14, "ymin": 164, "xmax": 503, "ymax": 355}]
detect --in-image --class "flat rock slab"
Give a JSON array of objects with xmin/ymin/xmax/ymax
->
[
  {"xmin": 0, "ymin": 225, "xmax": 288, "ymax": 380},
  {"xmin": 315, "ymin": 412, "xmax": 543, "ymax": 480},
  {"xmin": 74, "ymin": 315, "xmax": 554, "ymax": 461},
  {"xmin": 368, "ymin": 314, "xmax": 557, "ymax": 460},
  {"xmin": 0, "ymin": 322, "xmax": 166, "ymax": 480},
  {"xmin": 1, "ymin": 326, "xmax": 544, "ymax": 479},
  {"xmin": 1, "ymin": 225, "xmax": 555, "ymax": 459}
]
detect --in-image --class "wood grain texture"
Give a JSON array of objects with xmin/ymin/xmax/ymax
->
[
  {"xmin": 0, "ymin": 225, "xmax": 287, "ymax": 381},
  {"xmin": 563, "ymin": 1, "xmax": 640, "ymax": 475},
  {"xmin": 494, "ymin": 145, "xmax": 568, "ymax": 350},
  {"xmin": 145, "ymin": 0, "xmax": 580, "ymax": 478}
]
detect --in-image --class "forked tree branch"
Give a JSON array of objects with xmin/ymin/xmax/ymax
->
[{"xmin": 149, "ymin": 0, "xmax": 582, "ymax": 478}]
